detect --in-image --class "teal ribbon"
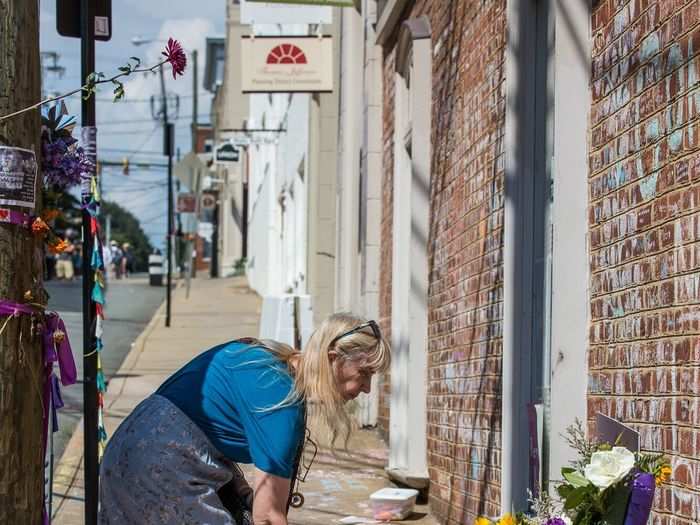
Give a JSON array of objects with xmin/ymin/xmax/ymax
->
[
  {"xmin": 92, "ymin": 282, "xmax": 105, "ymax": 305},
  {"xmin": 96, "ymin": 369, "xmax": 106, "ymax": 392},
  {"xmin": 91, "ymin": 243, "xmax": 102, "ymax": 268}
]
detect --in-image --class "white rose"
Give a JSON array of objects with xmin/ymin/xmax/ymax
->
[{"xmin": 583, "ymin": 446, "xmax": 636, "ymax": 489}]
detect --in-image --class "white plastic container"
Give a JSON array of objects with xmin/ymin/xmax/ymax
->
[{"xmin": 369, "ymin": 488, "xmax": 419, "ymax": 521}]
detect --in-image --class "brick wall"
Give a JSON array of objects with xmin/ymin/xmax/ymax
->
[
  {"xmin": 588, "ymin": 1, "xmax": 700, "ymax": 523},
  {"xmin": 379, "ymin": 1, "xmax": 507, "ymax": 523}
]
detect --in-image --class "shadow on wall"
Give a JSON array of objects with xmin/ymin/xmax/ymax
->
[
  {"xmin": 425, "ymin": 1, "xmax": 504, "ymax": 522},
  {"xmin": 425, "ymin": 0, "xmax": 590, "ymax": 520}
]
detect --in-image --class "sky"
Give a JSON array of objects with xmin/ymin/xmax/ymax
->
[{"xmin": 40, "ymin": 1, "xmax": 226, "ymax": 251}]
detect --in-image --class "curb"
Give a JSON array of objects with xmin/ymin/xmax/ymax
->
[{"xmin": 51, "ymin": 289, "xmax": 170, "ymax": 519}]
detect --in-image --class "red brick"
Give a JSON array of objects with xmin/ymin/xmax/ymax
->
[{"xmin": 589, "ymin": 0, "xmax": 700, "ymax": 518}]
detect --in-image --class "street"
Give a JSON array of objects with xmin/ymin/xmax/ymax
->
[{"xmin": 45, "ymin": 275, "xmax": 164, "ymax": 465}]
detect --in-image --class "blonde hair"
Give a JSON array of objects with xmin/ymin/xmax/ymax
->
[{"xmin": 237, "ymin": 312, "xmax": 391, "ymax": 447}]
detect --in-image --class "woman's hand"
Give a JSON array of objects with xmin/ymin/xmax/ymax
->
[{"xmin": 252, "ymin": 468, "xmax": 291, "ymax": 525}]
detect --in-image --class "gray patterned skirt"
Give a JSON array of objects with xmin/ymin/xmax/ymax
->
[{"xmin": 98, "ymin": 394, "xmax": 252, "ymax": 524}]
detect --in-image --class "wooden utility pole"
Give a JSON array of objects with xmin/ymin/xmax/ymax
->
[{"xmin": 0, "ymin": 1, "xmax": 45, "ymax": 523}]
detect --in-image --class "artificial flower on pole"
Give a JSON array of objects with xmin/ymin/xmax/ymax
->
[
  {"xmin": 162, "ymin": 38, "xmax": 187, "ymax": 79},
  {"xmin": 0, "ymin": 38, "xmax": 188, "ymax": 123}
]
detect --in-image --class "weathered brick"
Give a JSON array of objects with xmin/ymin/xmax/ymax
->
[
  {"xmin": 589, "ymin": 1, "xmax": 700, "ymax": 519},
  {"xmin": 380, "ymin": 0, "xmax": 506, "ymax": 521}
]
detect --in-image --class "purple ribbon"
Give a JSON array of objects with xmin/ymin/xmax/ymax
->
[
  {"xmin": 0, "ymin": 208, "xmax": 31, "ymax": 227},
  {"xmin": 0, "ymin": 299, "xmax": 78, "ymax": 525},
  {"xmin": 0, "ymin": 300, "xmax": 34, "ymax": 316},
  {"xmin": 0, "ymin": 301, "xmax": 77, "ymax": 440},
  {"xmin": 623, "ymin": 472, "xmax": 656, "ymax": 525},
  {"xmin": 0, "ymin": 300, "xmax": 76, "ymax": 525}
]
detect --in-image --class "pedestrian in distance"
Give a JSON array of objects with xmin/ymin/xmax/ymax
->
[
  {"xmin": 98, "ymin": 313, "xmax": 390, "ymax": 525},
  {"xmin": 120, "ymin": 242, "xmax": 130, "ymax": 278},
  {"xmin": 72, "ymin": 242, "xmax": 83, "ymax": 278},
  {"xmin": 55, "ymin": 240, "xmax": 75, "ymax": 280},
  {"xmin": 109, "ymin": 240, "xmax": 123, "ymax": 279}
]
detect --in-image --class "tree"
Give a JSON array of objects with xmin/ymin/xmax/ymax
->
[
  {"xmin": 101, "ymin": 200, "xmax": 154, "ymax": 271},
  {"xmin": 0, "ymin": 1, "xmax": 45, "ymax": 523}
]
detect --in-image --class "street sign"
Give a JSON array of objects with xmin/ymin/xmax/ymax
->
[
  {"xmin": 198, "ymin": 222, "xmax": 214, "ymax": 241},
  {"xmin": 200, "ymin": 193, "xmax": 217, "ymax": 211},
  {"xmin": 56, "ymin": 0, "xmax": 113, "ymax": 41},
  {"xmin": 215, "ymin": 142, "xmax": 240, "ymax": 163},
  {"xmin": 177, "ymin": 193, "xmax": 197, "ymax": 213}
]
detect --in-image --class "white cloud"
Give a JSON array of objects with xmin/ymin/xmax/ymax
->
[{"xmin": 95, "ymin": 17, "xmax": 216, "ymax": 250}]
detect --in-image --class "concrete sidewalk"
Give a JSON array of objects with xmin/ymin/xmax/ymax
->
[{"xmin": 51, "ymin": 276, "xmax": 436, "ymax": 525}]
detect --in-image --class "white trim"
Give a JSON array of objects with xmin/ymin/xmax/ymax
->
[
  {"xmin": 548, "ymin": 0, "xmax": 591, "ymax": 487},
  {"xmin": 388, "ymin": 28, "xmax": 431, "ymax": 484}
]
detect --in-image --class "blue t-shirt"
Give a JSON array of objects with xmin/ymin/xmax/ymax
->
[{"xmin": 157, "ymin": 342, "xmax": 305, "ymax": 478}]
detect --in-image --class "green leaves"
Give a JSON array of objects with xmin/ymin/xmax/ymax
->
[
  {"xmin": 562, "ymin": 468, "xmax": 591, "ymax": 488},
  {"xmin": 601, "ymin": 483, "xmax": 631, "ymax": 525},
  {"xmin": 82, "ymin": 72, "xmax": 105, "ymax": 100},
  {"xmin": 564, "ymin": 486, "xmax": 589, "ymax": 510},
  {"xmin": 112, "ymin": 80, "xmax": 125, "ymax": 102}
]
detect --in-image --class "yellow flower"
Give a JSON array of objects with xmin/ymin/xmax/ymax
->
[
  {"xmin": 656, "ymin": 465, "xmax": 672, "ymax": 486},
  {"xmin": 474, "ymin": 518, "xmax": 492, "ymax": 525},
  {"xmin": 53, "ymin": 329, "xmax": 66, "ymax": 345},
  {"xmin": 496, "ymin": 513, "xmax": 517, "ymax": 525}
]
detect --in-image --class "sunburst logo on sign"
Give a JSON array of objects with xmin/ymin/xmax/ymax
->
[
  {"xmin": 266, "ymin": 44, "xmax": 308, "ymax": 65},
  {"xmin": 242, "ymin": 36, "xmax": 333, "ymax": 92}
]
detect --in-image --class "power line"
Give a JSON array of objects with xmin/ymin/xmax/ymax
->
[
  {"xmin": 58, "ymin": 92, "xmax": 210, "ymax": 103},
  {"xmin": 97, "ymin": 127, "xmax": 191, "ymax": 136},
  {"xmin": 99, "ymin": 148, "xmax": 166, "ymax": 155},
  {"xmin": 127, "ymin": 125, "xmax": 160, "ymax": 161},
  {"xmin": 95, "ymin": 114, "xmax": 210, "ymax": 126}
]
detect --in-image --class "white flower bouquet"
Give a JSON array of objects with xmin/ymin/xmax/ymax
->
[{"xmin": 554, "ymin": 421, "xmax": 671, "ymax": 525}]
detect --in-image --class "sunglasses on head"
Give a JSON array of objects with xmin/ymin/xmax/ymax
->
[{"xmin": 329, "ymin": 320, "xmax": 381, "ymax": 348}]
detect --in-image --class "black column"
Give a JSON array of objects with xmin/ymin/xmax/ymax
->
[{"xmin": 80, "ymin": 0, "xmax": 98, "ymax": 523}]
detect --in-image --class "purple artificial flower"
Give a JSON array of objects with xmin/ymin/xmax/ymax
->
[
  {"xmin": 162, "ymin": 38, "xmax": 187, "ymax": 79},
  {"xmin": 42, "ymin": 134, "xmax": 93, "ymax": 190},
  {"xmin": 544, "ymin": 518, "xmax": 568, "ymax": 525}
]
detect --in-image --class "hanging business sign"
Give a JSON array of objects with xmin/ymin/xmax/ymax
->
[
  {"xmin": 241, "ymin": 36, "xmax": 333, "ymax": 93},
  {"xmin": 241, "ymin": 0, "xmax": 332, "ymax": 25},
  {"xmin": 215, "ymin": 142, "xmax": 240, "ymax": 163},
  {"xmin": 200, "ymin": 193, "xmax": 217, "ymax": 211},
  {"xmin": 177, "ymin": 193, "xmax": 197, "ymax": 213},
  {"xmin": 0, "ymin": 146, "xmax": 37, "ymax": 209}
]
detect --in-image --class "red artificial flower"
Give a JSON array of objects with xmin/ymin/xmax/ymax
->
[
  {"xmin": 31, "ymin": 217, "xmax": 50, "ymax": 237},
  {"xmin": 162, "ymin": 38, "xmax": 187, "ymax": 79}
]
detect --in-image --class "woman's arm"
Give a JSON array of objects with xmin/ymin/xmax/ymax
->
[{"xmin": 252, "ymin": 468, "xmax": 291, "ymax": 525}]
